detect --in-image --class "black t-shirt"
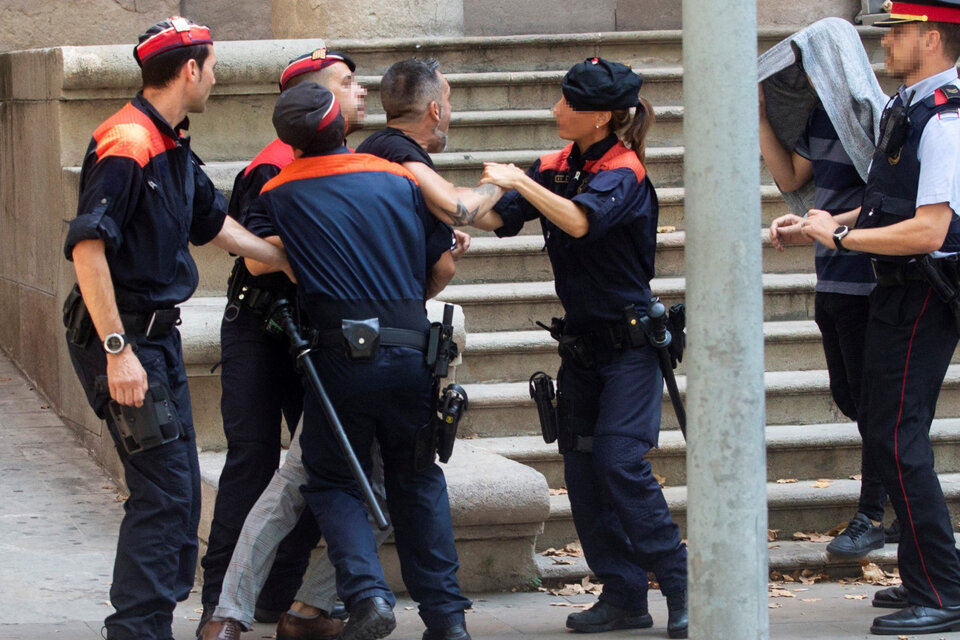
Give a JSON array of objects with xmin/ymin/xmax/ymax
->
[{"xmin": 357, "ymin": 127, "xmax": 452, "ymax": 266}]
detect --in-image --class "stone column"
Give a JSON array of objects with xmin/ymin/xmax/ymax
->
[
  {"xmin": 271, "ymin": 0, "xmax": 464, "ymax": 40},
  {"xmin": 682, "ymin": 0, "xmax": 769, "ymax": 636}
]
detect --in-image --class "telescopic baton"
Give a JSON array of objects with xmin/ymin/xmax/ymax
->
[
  {"xmin": 269, "ymin": 298, "xmax": 390, "ymax": 530},
  {"xmin": 647, "ymin": 301, "xmax": 687, "ymax": 439}
]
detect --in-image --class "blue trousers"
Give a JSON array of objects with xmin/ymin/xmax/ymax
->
[
  {"xmin": 299, "ymin": 346, "xmax": 471, "ymax": 629},
  {"xmin": 814, "ymin": 291, "xmax": 888, "ymax": 521},
  {"xmin": 67, "ymin": 330, "xmax": 200, "ymax": 640},
  {"xmin": 201, "ymin": 309, "xmax": 320, "ymax": 611},
  {"xmin": 860, "ymin": 282, "xmax": 960, "ymax": 608},
  {"xmin": 558, "ymin": 345, "xmax": 687, "ymax": 610}
]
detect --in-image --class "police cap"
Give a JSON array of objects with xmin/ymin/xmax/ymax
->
[
  {"xmin": 561, "ymin": 57, "xmax": 643, "ymax": 111},
  {"xmin": 134, "ymin": 16, "xmax": 213, "ymax": 67},
  {"xmin": 280, "ymin": 49, "xmax": 356, "ymax": 91},
  {"xmin": 875, "ymin": 0, "xmax": 960, "ymax": 25},
  {"xmin": 273, "ymin": 82, "xmax": 346, "ymax": 156}
]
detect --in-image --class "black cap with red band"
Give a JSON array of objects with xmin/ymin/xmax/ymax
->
[
  {"xmin": 273, "ymin": 82, "xmax": 346, "ymax": 156},
  {"xmin": 279, "ymin": 49, "xmax": 356, "ymax": 91},
  {"xmin": 876, "ymin": 0, "xmax": 960, "ymax": 25},
  {"xmin": 134, "ymin": 16, "xmax": 213, "ymax": 66}
]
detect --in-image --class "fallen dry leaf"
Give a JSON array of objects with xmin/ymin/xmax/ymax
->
[
  {"xmin": 776, "ymin": 478, "xmax": 798, "ymax": 484},
  {"xmin": 800, "ymin": 598, "xmax": 822, "ymax": 603},
  {"xmin": 769, "ymin": 589, "xmax": 795, "ymax": 598},
  {"xmin": 657, "ymin": 225, "xmax": 677, "ymax": 233},
  {"xmin": 654, "ymin": 473, "xmax": 667, "ymax": 487},
  {"xmin": 768, "ymin": 602, "xmax": 782, "ymax": 609},
  {"xmin": 552, "ymin": 558, "xmax": 577, "ymax": 565},
  {"xmin": 549, "ymin": 488, "xmax": 568, "ymax": 496},
  {"xmin": 811, "ymin": 479, "xmax": 832, "ymax": 489},
  {"xmin": 844, "ymin": 594, "xmax": 869, "ymax": 600},
  {"xmin": 849, "ymin": 474, "xmax": 862, "ymax": 481},
  {"xmin": 768, "ymin": 529, "xmax": 780, "ymax": 542},
  {"xmin": 826, "ymin": 522, "xmax": 848, "ymax": 536},
  {"xmin": 860, "ymin": 561, "xmax": 902, "ymax": 586}
]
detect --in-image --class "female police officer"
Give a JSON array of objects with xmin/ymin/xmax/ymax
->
[{"xmin": 479, "ymin": 58, "xmax": 688, "ymax": 639}]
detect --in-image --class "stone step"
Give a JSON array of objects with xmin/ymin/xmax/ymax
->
[
  {"xmin": 475, "ymin": 419, "xmax": 960, "ymax": 490},
  {"xmin": 538, "ymin": 472, "xmax": 960, "ymax": 550},
  {"xmin": 436, "ymin": 273, "xmax": 818, "ymax": 334},
  {"xmin": 458, "ymin": 319, "xmax": 827, "ymax": 383},
  {"xmin": 453, "ymin": 230, "xmax": 814, "ymax": 284},
  {"xmin": 351, "ymin": 105, "xmax": 685, "ymax": 152},
  {"xmin": 457, "ymin": 366, "xmax": 960, "ymax": 437},
  {"xmin": 536, "ymin": 539, "xmax": 922, "ymax": 582},
  {"xmin": 197, "ymin": 441, "xmax": 551, "ymax": 592}
]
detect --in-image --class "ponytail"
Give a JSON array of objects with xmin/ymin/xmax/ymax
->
[{"xmin": 610, "ymin": 95, "xmax": 655, "ymax": 164}]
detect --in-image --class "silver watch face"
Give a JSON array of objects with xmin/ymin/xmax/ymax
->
[{"xmin": 104, "ymin": 333, "xmax": 125, "ymax": 353}]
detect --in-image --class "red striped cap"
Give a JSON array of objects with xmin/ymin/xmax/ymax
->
[
  {"xmin": 134, "ymin": 16, "xmax": 212, "ymax": 66},
  {"xmin": 875, "ymin": 0, "xmax": 960, "ymax": 25},
  {"xmin": 279, "ymin": 49, "xmax": 356, "ymax": 91},
  {"xmin": 272, "ymin": 82, "xmax": 346, "ymax": 155}
]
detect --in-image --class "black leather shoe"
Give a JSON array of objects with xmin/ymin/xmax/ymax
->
[
  {"xmin": 331, "ymin": 603, "xmax": 349, "ymax": 620},
  {"xmin": 871, "ymin": 604, "xmax": 960, "ymax": 635},
  {"xmin": 341, "ymin": 596, "xmax": 396, "ymax": 640},
  {"xmin": 873, "ymin": 585, "xmax": 909, "ymax": 609},
  {"xmin": 565, "ymin": 600, "xmax": 652, "ymax": 633},
  {"xmin": 666, "ymin": 591, "xmax": 688, "ymax": 639},
  {"xmin": 422, "ymin": 623, "xmax": 471, "ymax": 640}
]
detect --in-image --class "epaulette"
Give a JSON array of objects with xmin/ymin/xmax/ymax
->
[{"xmin": 93, "ymin": 103, "xmax": 175, "ymax": 167}]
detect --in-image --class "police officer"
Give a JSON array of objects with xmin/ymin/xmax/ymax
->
[
  {"xmin": 62, "ymin": 17, "xmax": 291, "ymax": 640},
  {"xmin": 243, "ymin": 83, "xmax": 472, "ymax": 640},
  {"xmin": 479, "ymin": 58, "xmax": 688, "ymax": 639},
  {"xmin": 198, "ymin": 48, "xmax": 366, "ymax": 636},
  {"xmin": 802, "ymin": 2, "xmax": 960, "ymax": 634}
]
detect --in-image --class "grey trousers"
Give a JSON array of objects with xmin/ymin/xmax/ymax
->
[{"xmin": 214, "ymin": 429, "xmax": 392, "ymax": 628}]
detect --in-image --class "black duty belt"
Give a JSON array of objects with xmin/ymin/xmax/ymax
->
[
  {"xmin": 120, "ymin": 308, "xmax": 181, "ymax": 338},
  {"xmin": 571, "ymin": 320, "xmax": 649, "ymax": 353},
  {"xmin": 872, "ymin": 259, "xmax": 926, "ymax": 287},
  {"xmin": 314, "ymin": 327, "xmax": 429, "ymax": 352}
]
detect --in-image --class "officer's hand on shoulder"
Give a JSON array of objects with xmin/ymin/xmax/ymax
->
[{"xmin": 106, "ymin": 348, "xmax": 149, "ymax": 407}]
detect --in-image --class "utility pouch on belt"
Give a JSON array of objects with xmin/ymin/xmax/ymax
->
[
  {"xmin": 667, "ymin": 303, "xmax": 686, "ymax": 368},
  {"xmin": 63, "ymin": 284, "xmax": 93, "ymax": 347},
  {"xmin": 426, "ymin": 304, "xmax": 458, "ymax": 378},
  {"xmin": 95, "ymin": 377, "xmax": 182, "ymax": 456},
  {"xmin": 529, "ymin": 371, "xmax": 559, "ymax": 444},
  {"xmin": 341, "ymin": 318, "xmax": 380, "ymax": 361}
]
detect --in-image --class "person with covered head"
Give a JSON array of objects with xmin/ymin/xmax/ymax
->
[
  {"xmin": 62, "ymin": 16, "xmax": 291, "ymax": 640},
  {"xmin": 198, "ymin": 47, "xmax": 366, "ymax": 639},
  {"xmin": 242, "ymin": 82, "xmax": 472, "ymax": 640},
  {"xmin": 800, "ymin": 1, "xmax": 960, "ymax": 634},
  {"xmin": 478, "ymin": 58, "xmax": 688, "ymax": 639}
]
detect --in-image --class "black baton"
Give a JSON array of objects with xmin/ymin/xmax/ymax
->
[
  {"xmin": 270, "ymin": 298, "xmax": 390, "ymax": 530},
  {"xmin": 647, "ymin": 301, "xmax": 687, "ymax": 439}
]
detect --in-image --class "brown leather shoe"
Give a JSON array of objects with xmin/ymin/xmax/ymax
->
[
  {"xmin": 277, "ymin": 611, "xmax": 345, "ymax": 640},
  {"xmin": 199, "ymin": 618, "xmax": 242, "ymax": 640}
]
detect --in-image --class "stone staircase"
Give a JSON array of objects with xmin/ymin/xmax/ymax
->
[{"xmin": 30, "ymin": 26, "xmax": 960, "ymax": 592}]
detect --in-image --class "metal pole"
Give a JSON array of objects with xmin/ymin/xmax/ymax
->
[{"xmin": 682, "ymin": 0, "xmax": 769, "ymax": 636}]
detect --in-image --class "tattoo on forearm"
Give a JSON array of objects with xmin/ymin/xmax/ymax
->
[{"xmin": 445, "ymin": 184, "xmax": 502, "ymax": 226}]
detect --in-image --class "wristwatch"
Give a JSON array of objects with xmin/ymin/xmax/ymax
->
[
  {"xmin": 832, "ymin": 225, "xmax": 851, "ymax": 253},
  {"xmin": 103, "ymin": 332, "xmax": 128, "ymax": 354}
]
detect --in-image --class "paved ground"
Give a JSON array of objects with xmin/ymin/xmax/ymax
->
[{"xmin": 3, "ymin": 350, "xmax": 960, "ymax": 639}]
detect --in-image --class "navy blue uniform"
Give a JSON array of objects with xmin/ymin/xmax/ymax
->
[
  {"xmin": 63, "ymin": 94, "xmax": 227, "ymax": 640},
  {"xmin": 245, "ymin": 149, "xmax": 471, "ymax": 628},
  {"xmin": 200, "ymin": 137, "xmax": 321, "ymax": 614},
  {"xmin": 854, "ymin": 77, "xmax": 960, "ymax": 609},
  {"xmin": 495, "ymin": 134, "xmax": 687, "ymax": 608}
]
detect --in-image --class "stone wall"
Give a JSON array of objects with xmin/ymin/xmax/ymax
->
[{"xmin": 0, "ymin": 0, "xmax": 863, "ymax": 51}]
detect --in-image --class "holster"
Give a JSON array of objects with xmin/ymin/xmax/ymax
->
[
  {"xmin": 63, "ymin": 284, "xmax": 93, "ymax": 348},
  {"xmin": 917, "ymin": 255, "xmax": 960, "ymax": 333},
  {"xmin": 95, "ymin": 377, "xmax": 183, "ymax": 456},
  {"xmin": 413, "ymin": 382, "xmax": 468, "ymax": 471},
  {"xmin": 667, "ymin": 303, "xmax": 687, "ymax": 368},
  {"xmin": 529, "ymin": 371, "xmax": 559, "ymax": 444}
]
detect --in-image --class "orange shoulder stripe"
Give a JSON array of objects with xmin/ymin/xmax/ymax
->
[
  {"xmin": 260, "ymin": 153, "xmax": 419, "ymax": 194},
  {"xmin": 244, "ymin": 138, "xmax": 296, "ymax": 177},
  {"xmin": 93, "ymin": 103, "xmax": 175, "ymax": 167},
  {"xmin": 585, "ymin": 142, "xmax": 646, "ymax": 182},
  {"xmin": 539, "ymin": 144, "xmax": 574, "ymax": 173}
]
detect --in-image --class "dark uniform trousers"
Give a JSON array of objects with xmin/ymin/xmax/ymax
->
[
  {"xmin": 299, "ymin": 345, "xmax": 471, "ymax": 629},
  {"xmin": 860, "ymin": 280, "xmax": 960, "ymax": 608},
  {"xmin": 200, "ymin": 307, "xmax": 321, "ymax": 610},
  {"xmin": 814, "ymin": 291, "xmax": 887, "ymax": 521},
  {"xmin": 66, "ymin": 329, "xmax": 200, "ymax": 640},
  {"xmin": 560, "ymin": 344, "xmax": 687, "ymax": 610}
]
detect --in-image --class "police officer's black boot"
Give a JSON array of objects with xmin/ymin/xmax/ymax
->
[
  {"xmin": 873, "ymin": 584, "xmax": 909, "ymax": 609},
  {"xmin": 666, "ymin": 590, "xmax": 688, "ymax": 639},
  {"xmin": 565, "ymin": 600, "xmax": 653, "ymax": 633},
  {"xmin": 340, "ymin": 596, "xmax": 396, "ymax": 640},
  {"xmin": 422, "ymin": 623, "xmax": 471, "ymax": 640}
]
